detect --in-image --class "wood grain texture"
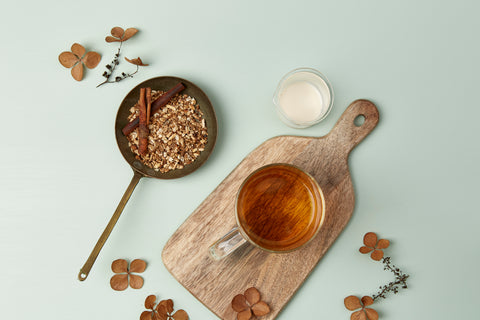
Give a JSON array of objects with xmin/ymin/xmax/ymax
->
[{"xmin": 162, "ymin": 100, "xmax": 379, "ymax": 319}]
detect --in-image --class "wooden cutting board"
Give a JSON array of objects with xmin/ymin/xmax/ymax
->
[{"xmin": 162, "ymin": 100, "xmax": 379, "ymax": 319}]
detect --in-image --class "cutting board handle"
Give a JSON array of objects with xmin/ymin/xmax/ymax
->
[{"xmin": 326, "ymin": 99, "xmax": 379, "ymax": 154}]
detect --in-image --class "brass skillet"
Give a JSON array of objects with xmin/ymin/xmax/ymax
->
[{"xmin": 78, "ymin": 76, "xmax": 217, "ymax": 281}]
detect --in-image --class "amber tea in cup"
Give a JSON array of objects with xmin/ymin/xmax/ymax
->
[{"xmin": 210, "ymin": 163, "xmax": 325, "ymax": 259}]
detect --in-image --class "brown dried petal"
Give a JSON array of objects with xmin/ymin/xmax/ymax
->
[
  {"xmin": 71, "ymin": 60, "xmax": 84, "ymax": 81},
  {"xmin": 111, "ymin": 27, "xmax": 125, "ymax": 38},
  {"xmin": 130, "ymin": 259, "xmax": 147, "ymax": 273},
  {"xmin": 359, "ymin": 246, "xmax": 374, "ymax": 254},
  {"xmin": 71, "ymin": 43, "xmax": 85, "ymax": 58},
  {"xmin": 145, "ymin": 295, "xmax": 157, "ymax": 309},
  {"xmin": 110, "ymin": 274, "xmax": 128, "ymax": 291},
  {"xmin": 232, "ymin": 294, "xmax": 248, "ymax": 312},
  {"xmin": 172, "ymin": 309, "xmax": 189, "ymax": 320},
  {"xmin": 344, "ymin": 296, "xmax": 362, "ymax": 311},
  {"xmin": 371, "ymin": 249, "xmax": 384, "ymax": 261},
  {"xmin": 157, "ymin": 301, "xmax": 168, "ymax": 320},
  {"xmin": 376, "ymin": 239, "xmax": 390, "ymax": 249},
  {"xmin": 125, "ymin": 57, "xmax": 149, "ymax": 66},
  {"xmin": 82, "ymin": 51, "xmax": 101, "ymax": 69},
  {"xmin": 111, "ymin": 259, "xmax": 128, "ymax": 273},
  {"xmin": 122, "ymin": 27, "xmax": 138, "ymax": 41},
  {"xmin": 363, "ymin": 232, "xmax": 378, "ymax": 247},
  {"xmin": 153, "ymin": 312, "xmax": 165, "ymax": 320},
  {"xmin": 59, "ymin": 51, "xmax": 79, "ymax": 68},
  {"xmin": 244, "ymin": 287, "xmax": 260, "ymax": 305},
  {"xmin": 140, "ymin": 310, "xmax": 153, "ymax": 320},
  {"xmin": 106, "ymin": 36, "xmax": 121, "ymax": 42},
  {"xmin": 129, "ymin": 274, "xmax": 144, "ymax": 289},
  {"xmin": 157, "ymin": 299, "xmax": 173, "ymax": 315},
  {"xmin": 365, "ymin": 308, "xmax": 378, "ymax": 320},
  {"xmin": 351, "ymin": 310, "xmax": 367, "ymax": 320},
  {"xmin": 251, "ymin": 301, "xmax": 270, "ymax": 316},
  {"xmin": 361, "ymin": 296, "xmax": 374, "ymax": 307},
  {"xmin": 163, "ymin": 299, "xmax": 174, "ymax": 314},
  {"xmin": 237, "ymin": 309, "xmax": 252, "ymax": 320}
]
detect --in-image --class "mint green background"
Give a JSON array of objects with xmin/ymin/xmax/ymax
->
[{"xmin": 1, "ymin": 0, "xmax": 479, "ymax": 319}]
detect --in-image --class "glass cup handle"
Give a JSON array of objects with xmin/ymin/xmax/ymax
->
[{"xmin": 209, "ymin": 227, "xmax": 247, "ymax": 260}]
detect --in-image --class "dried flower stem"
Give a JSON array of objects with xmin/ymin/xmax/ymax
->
[
  {"xmin": 96, "ymin": 42, "xmax": 139, "ymax": 88},
  {"xmin": 372, "ymin": 256, "xmax": 409, "ymax": 301},
  {"xmin": 96, "ymin": 42, "xmax": 121, "ymax": 88},
  {"xmin": 345, "ymin": 233, "xmax": 410, "ymax": 319}
]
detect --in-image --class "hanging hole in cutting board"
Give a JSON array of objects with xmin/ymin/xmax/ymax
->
[{"xmin": 354, "ymin": 114, "xmax": 366, "ymax": 127}]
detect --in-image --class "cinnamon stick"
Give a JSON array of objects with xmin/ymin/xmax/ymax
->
[
  {"xmin": 138, "ymin": 88, "xmax": 149, "ymax": 156},
  {"xmin": 146, "ymin": 87, "xmax": 152, "ymax": 126},
  {"xmin": 122, "ymin": 82, "xmax": 185, "ymax": 135}
]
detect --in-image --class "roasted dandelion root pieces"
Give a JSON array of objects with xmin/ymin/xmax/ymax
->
[{"xmin": 122, "ymin": 82, "xmax": 185, "ymax": 135}]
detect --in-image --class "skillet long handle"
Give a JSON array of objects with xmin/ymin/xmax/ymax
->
[{"xmin": 78, "ymin": 171, "xmax": 142, "ymax": 281}]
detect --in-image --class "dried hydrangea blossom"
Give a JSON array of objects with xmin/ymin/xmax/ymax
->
[
  {"xmin": 140, "ymin": 295, "xmax": 189, "ymax": 320},
  {"xmin": 231, "ymin": 287, "xmax": 270, "ymax": 320},
  {"xmin": 344, "ymin": 296, "xmax": 378, "ymax": 320},
  {"xmin": 110, "ymin": 258, "xmax": 146, "ymax": 291},
  {"xmin": 359, "ymin": 232, "xmax": 390, "ymax": 261},
  {"xmin": 58, "ymin": 43, "xmax": 101, "ymax": 81}
]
